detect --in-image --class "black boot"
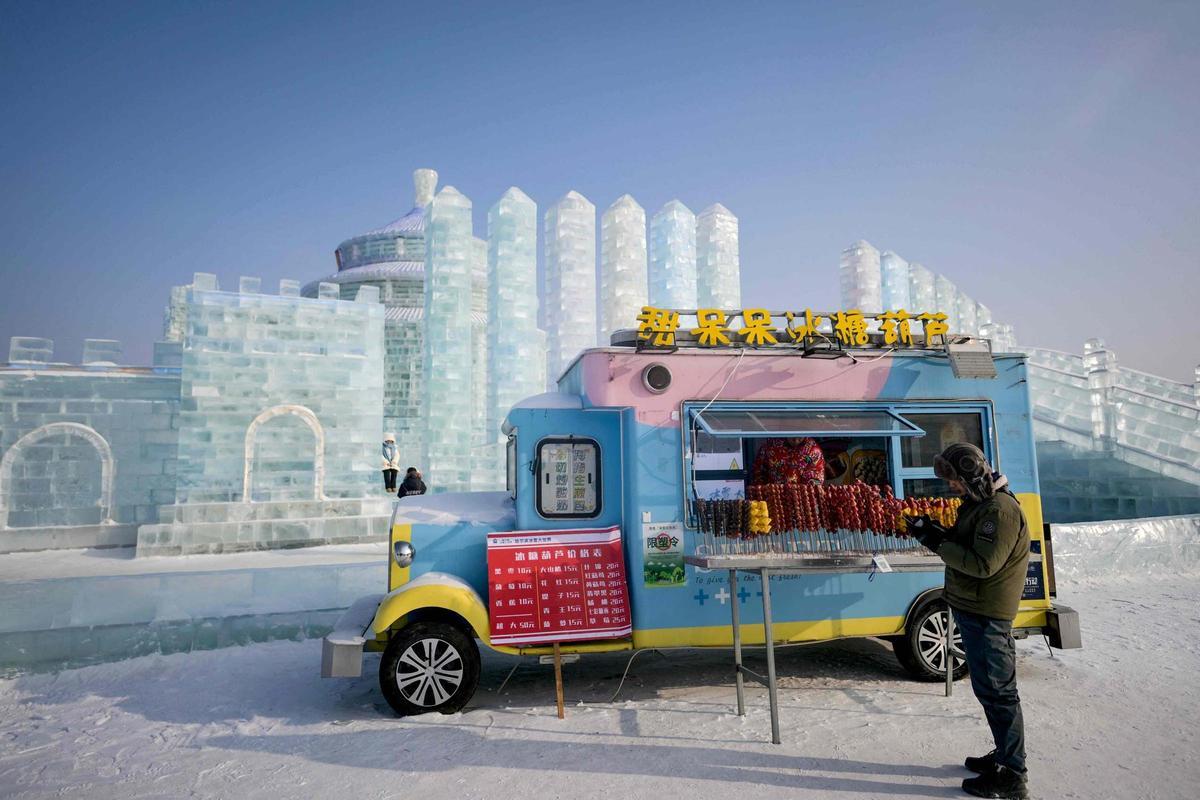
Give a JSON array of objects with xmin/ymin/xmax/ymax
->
[
  {"xmin": 964, "ymin": 750, "xmax": 997, "ymax": 774},
  {"xmin": 962, "ymin": 764, "xmax": 1028, "ymax": 799}
]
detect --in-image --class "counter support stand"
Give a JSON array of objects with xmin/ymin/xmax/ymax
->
[
  {"xmin": 761, "ymin": 568, "xmax": 781, "ymax": 745},
  {"xmin": 730, "ymin": 569, "xmax": 745, "ymax": 716},
  {"xmin": 944, "ymin": 605, "xmax": 955, "ymax": 698}
]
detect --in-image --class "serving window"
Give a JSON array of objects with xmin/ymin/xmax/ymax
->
[
  {"xmin": 684, "ymin": 402, "xmax": 993, "ymax": 525},
  {"xmin": 536, "ymin": 438, "xmax": 601, "ymax": 518}
]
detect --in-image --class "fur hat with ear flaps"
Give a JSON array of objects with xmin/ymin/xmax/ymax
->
[{"xmin": 933, "ymin": 442, "xmax": 995, "ymax": 502}]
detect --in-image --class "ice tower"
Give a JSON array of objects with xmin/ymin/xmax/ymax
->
[
  {"xmin": 649, "ymin": 200, "xmax": 697, "ymax": 309},
  {"xmin": 907, "ymin": 262, "xmax": 937, "ymax": 312},
  {"xmin": 421, "ymin": 187, "xmax": 475, "ymax": 491},
  {"xmin": 469, "ymin": 236, "xmax": 499, "ymax": 489},
  {"xmin": 543, "ymin": 191, "xmax": 596, "ymax": 386},
  {"xmin": 880, "ymin": 251, "xmax": 911, "ymax": 311},
  {"xmin": 934, "ymin": 274, "xmax": 961, "ymax": 332},
  {"xmin": 599, "ymin": 195, "xmax": 647, "ymax": 344},
  {"xmin": 488, "ymin": 188, "xmax": 543, "ymax": 448},
  {"xmin": 839, "ymin": 241, "xmax": 882, "ymax": 312},
  {"xmin": 696, "ymin": 204, "xmax": 741, "ymax": 310}
]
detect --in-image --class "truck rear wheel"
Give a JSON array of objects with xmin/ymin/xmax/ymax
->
[
  {"xmin": 379, "ymin": 621, "xmax": 481, "ymax": 716},
  {"xmin": 894, "ymin": 601, "xmax": 968, "ymax": 682}
]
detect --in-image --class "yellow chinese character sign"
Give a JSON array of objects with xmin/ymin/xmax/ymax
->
[
  {"xmin": 832, "ymin": 310, "xmax": 870, "ymax": 347},
  {"xmin": 918, "ymin": 312, "xmax": 949, "ymax": 344},
  {"xmin": 738, "ymin": 309, "xmax": 778, "ymax": 346},
  {"xmin": 636, "ymin": 306, "xmax": 681, "ymax": 347},
  {"xmin": 691, "ymin": 309, "xmax": 732, "ymax": 346},
  {"xmin": 629, "ymin": 308, "xmax": 953, "ymax": 348},
  {"xmin": 784, "ymin": 309, "xmax": 824, "ymax": 343},
  {"xmin": 876, "ymin": 310, "xmax": 914, "ymax": 346}
]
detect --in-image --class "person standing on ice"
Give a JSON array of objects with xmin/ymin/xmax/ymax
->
[
  {"xmin": 381, "ymin": 434, "xmax": 400, "ymax": 493},
  {"xmin": 908, "ymin": 442, "xmax": 1031, "ymax": 800}
]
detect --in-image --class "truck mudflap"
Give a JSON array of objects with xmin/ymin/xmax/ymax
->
[
  {"xmin": 1045, "ymin": 604, "xmax": 1082, "ymax": 649},
  {"xmin": 321, "ymin": 593, "xmax": 384, "ymax": 678}
]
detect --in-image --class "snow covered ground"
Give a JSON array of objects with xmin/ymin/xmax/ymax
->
[{"xmin": 1, "ymin": 575, "xmax": 1196, "ymax": 800}]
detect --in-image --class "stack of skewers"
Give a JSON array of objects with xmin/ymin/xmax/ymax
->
[{"xmin": 694, "ymin": 482, "xmax": 961, "ymax": 556}]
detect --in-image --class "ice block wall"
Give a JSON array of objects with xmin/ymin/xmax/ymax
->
[
  {"xmin": 0, "ymin": 338, "xmax": 181, "ymax": 538},
  {"xmin": 839, "ymin": 240, "xmax": 882, "ymax": 312},
  {"xmin": 599, "ymin": 195, "xmax": 647, "ymax": 344},
  {"xmin": 880, "ymin": 251, "xmax": 911, "ymax": 311},
  {"xmin": 422, "ymin": 187, "xmax": 476, "ymax": 491},
  {"xmin": 543, "ymin": 191, "xmax": 596, "ymax": 387},
  {"xmin": 488, "ymin": 188, "xmax": 543, "ymax": 447},
  {"xmin": 696, "ymin": 203, "xmax": 741, "ymax": 310},
  {"xmin": 649, "ymin": 200, "xmax": 697, "ymax": 309},
  {"xmin": 174, "ymin": 274, "xmax": 384, "ymax": 504}
]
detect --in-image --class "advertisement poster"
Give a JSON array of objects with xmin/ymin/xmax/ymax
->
[
  {"xmin": 487, "ymin": 526, "xmax": 631, "ymax": 646},
  {"xmin": 642, "ymin": 521, "xmax": 686, "ymax": 587}
]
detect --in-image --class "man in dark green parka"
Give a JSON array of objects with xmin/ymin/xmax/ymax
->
[{"xmin": 909, "ymin": 443, "xmax": 1031, "ymax": 800}]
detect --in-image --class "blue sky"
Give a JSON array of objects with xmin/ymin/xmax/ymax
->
[{"xmin": 1, "ymin": 1, "xmax": 1197, "ymax": 380}]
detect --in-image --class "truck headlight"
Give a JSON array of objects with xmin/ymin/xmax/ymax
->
[{"xmin": 392, "ymin": 540, "xmax": 415, "ymax": 568}]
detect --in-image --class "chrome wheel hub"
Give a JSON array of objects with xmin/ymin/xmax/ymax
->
[
  {"xmin": 396, "ymin": 637, "xmax": 465, "ymax": 707},
  {"xmin": 918, "ymin": 611, "xmax": 965, "ymax": 674}
]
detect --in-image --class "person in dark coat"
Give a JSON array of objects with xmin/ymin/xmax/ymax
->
[
  {"xmin": 909, "ymin": 443, "xmax": 1031, "ymax": 800},
  {"xmin": 399, "ymin": 467, "xmax": 426, "ymax": 497}
]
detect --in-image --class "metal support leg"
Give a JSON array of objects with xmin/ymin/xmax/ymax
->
[
  {"xmin": 730, "ymin": 569, "xmax": 744, "ymax": 716},
  {"xmin": 945, "ymin": 605, "xmax": 955, "ymax": 698},
  {"xmin": 761, "ymin": 568, "xmax": 781, "ymax": 745}
]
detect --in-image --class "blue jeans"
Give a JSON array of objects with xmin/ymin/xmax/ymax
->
[{"xmin": 953, "ymin": 608, "xmax": 1027, "ymax": 774}]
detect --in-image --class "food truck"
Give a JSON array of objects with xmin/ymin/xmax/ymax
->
[{"xmin": 322, "ymin": 309, "xmax": 1081, "ymax": 717}]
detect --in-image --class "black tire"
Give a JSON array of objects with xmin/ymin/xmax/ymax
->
[
  {"xmin": 379, "ymin": 621, "xmax": 481, "ymax": 716},
  {"xmin": 893, "ymin": 600, "xmax": 969, "ymax": 682}
]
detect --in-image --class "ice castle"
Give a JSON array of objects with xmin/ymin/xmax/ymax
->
[{"xmin": 0, "ymin": 168, "xmax": 742, "ymax": 556}]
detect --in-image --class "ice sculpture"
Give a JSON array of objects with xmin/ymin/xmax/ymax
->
[
  {"xmin": 422, "ymin": 186, "xmax": 475, "ymax": 491},
  {"xmin": 697, "ymin": 204, "xmax": 741, "ymax": 311},
  {"xmin": 908, "ymin": 262, "xmax": 937, "ymax": 312},
  {"xmin": 880, "ymin": 251, "xmax": 911, "ymax": 311},
  {"xmin": 414, "ymin": 168, "xmax": 438, "ymax": 206},
  {"xmin": 649, "ymin": 200, "xmax": 697, "ymax": 309},
  {"xmin": 976, "ymin": 302, "xmax": 994, "ymax": 329},
  {"xmin": 957, "ymin": 291, "xmax": 978, "ymax": 335},
  {"xmin": 470, "ymin": 236, "xmax": 497, "ymax": 489},
  {"xmin": 488, "ymin": 187, "xmax": 543, "ymax": 444},
  {"xmin": 839, "ymin": 240, "xmax": 881, "ymax": 312},
  {"xmin": 543, "ymin": 191, "xmax": 596, "ymax": 387},
  {"xmin": 934, "ymin": 274, "xmax": 960, "ymax": 331},
  {"xmin": 599, "ymin": 195, "xmax": 647, "ymax": 344}
]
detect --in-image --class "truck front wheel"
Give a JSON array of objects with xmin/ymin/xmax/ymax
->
[
  {"xmin": 379, "ymin": 621, "xmax": 481, "ymax": 715},
  {"xmin": 893, "ymin": 601, "xmax": 969, "ymax": 682}
]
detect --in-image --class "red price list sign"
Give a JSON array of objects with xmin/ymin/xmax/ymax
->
[{"xmin": 487, "ymin": 525, "xmax": 631, "ymax": 647}]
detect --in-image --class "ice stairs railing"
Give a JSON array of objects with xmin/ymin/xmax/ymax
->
[{"xmin": 1026, "ymin": 348, "xmax": 1200, "ymax": 487}]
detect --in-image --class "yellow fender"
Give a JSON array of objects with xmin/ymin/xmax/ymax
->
[{"xmin": 371, "ymin": 571, "xmax": 492, "ymax": 641}]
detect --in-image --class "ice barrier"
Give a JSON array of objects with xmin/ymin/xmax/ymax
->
[{"xmin": 1050, "ymin": 514, "xmax": 1200, "ymax": 579}]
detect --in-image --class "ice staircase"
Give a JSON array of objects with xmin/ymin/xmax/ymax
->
[{"xmin": 1026, "ymin": 343, "xmax": 1200, "ymax": 523}]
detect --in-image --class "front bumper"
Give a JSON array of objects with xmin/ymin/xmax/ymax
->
[{"xmin": 320, "ymin": 593, "xmax": 384, "ymax": 678}]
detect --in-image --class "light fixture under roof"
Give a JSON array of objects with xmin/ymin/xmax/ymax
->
[{"xmin": 947, "ymin": 338, "xmax": 997, "ymax": 379}]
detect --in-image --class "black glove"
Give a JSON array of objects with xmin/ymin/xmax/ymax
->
[{"xmin": 908, "ymin": 515, "xmax": 947, "ymax": 551}]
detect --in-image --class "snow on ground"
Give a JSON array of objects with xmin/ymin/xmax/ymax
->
[{"xmin": 1, "ymin": 576, "xmax": 1197, "ymax": 800}]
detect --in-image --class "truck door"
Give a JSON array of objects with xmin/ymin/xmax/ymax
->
[{"xmin": 515, "ymin": 408, "xmax": 623, "ymax": 533}]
